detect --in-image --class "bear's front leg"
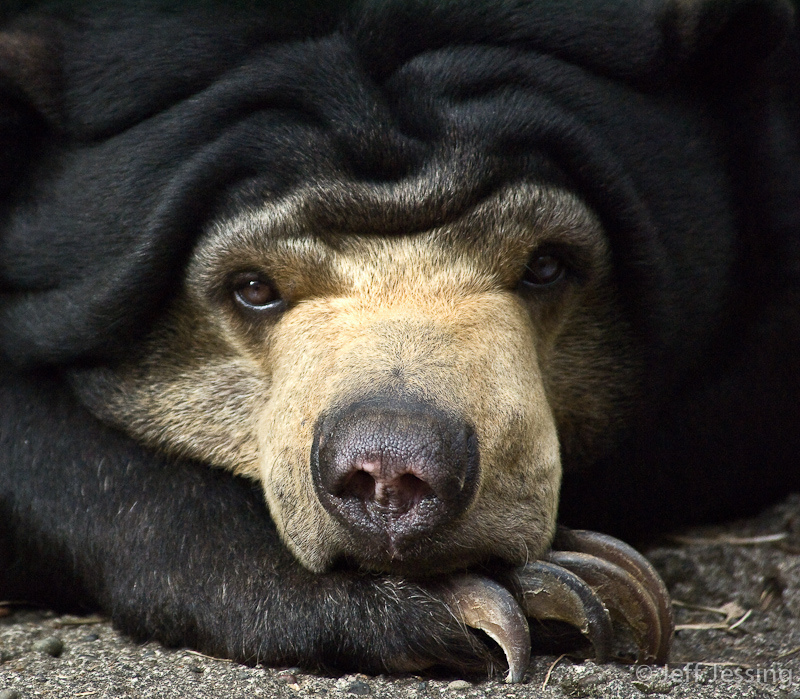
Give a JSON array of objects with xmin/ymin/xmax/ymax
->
[{"xmin": 1, "ymin": 370, "xmax": 672, "ymax": 680}]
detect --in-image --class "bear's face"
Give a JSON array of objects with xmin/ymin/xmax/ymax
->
[{"xmin": 74, "ymin": 182, "xmax": 640, "ymax": 574}]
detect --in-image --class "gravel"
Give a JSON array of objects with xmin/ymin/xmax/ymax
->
[{"xmin": 3, "ymin": 493, "xmax": 800, "ymax": 699}]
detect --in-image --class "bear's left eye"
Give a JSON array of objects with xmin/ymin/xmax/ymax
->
[
  {"xmin": 232, "ymin": 274, "xmax": 282, "ymax": 311},
  {"xmin": 520, "ymin": 253, "xmax": 566, "ymax": 288}
]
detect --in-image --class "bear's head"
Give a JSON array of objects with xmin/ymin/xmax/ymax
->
[{"xmin": 73, "ymin": 180, "xmax": 639, "ymax": 574}]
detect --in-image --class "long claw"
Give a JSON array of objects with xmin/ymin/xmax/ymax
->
[
  {"xmin": 510, "ymin": 560, "xmax": 614, "ymax": 662},
  {"xmin": 554, "ymin": 528, "xmax": 674, "ymax": 663},
  {"xmin": 447, "ymin": 574, "xmax": 531, "ymax": 683},
  {"xmin": 548, "ymin": 551, "xmax": 661, "ymax": 663}
]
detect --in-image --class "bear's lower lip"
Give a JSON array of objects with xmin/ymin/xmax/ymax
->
[
  {"xmin": 332, "ymin": 537, "xmax": 490, "ymax": 576},
  {"xmin": 334, "ymin": 553, "xmax": 468, "ymax": 577}
]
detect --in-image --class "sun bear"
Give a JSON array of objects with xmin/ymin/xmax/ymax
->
[{"xmin": 1, "ymin": 0, "xmax": 798, "ymax": 682}]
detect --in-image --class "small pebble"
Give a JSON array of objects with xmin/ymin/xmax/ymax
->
[
  {"xmin": 33, "ymin": 636, "xmax": 64, "ymax": 657},
  {"xmin": 277, "ymin": 671, "xmax": 301, "ymax": 689},
  {"xmin": 0, "ymin": 690, "xmax": 21, "ymax": 699},
  {"xmin": 446, "ymin": 680, "xmax": 472, "ymax": 691},
  {"xmin": 560, "ymin": 671, "xmax": 606, "ymax": 696},
  {"xmin": 335, "ymin": 676, "xmax": 354, "ymax": 689},
  {"xmin": 632, "ymin": 679, "xmax": 674, "ymax": 695},
  {"xmin": 347, "ymin": 679, "xmax": 372, "ymax": 695},
  {"xmin": 81, "ymin": 633, "xmax": 100, "ymax": 642}
]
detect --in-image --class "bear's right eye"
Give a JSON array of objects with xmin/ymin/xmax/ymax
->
[{"xmin": 231, "ymin": 274, "xmax": 283, "ymax": 311}]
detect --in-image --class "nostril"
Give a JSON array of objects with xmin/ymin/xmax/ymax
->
[
  {"xmin": 339, "ymin": 469, "xmax": 376, "ymax": 500},
  {"xmin": 386, "ymin": 473, "xmax": 433, "ymax": 512}
]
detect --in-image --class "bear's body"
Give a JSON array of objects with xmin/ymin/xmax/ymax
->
[{"xmin": 1, "ymin": 0, "xmax": 798, "ymax": 677}]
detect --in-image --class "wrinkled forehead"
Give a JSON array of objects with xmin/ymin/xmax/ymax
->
[{"xmin": 192, "ymin": 180, "xmax": 606, "ymax": 285}]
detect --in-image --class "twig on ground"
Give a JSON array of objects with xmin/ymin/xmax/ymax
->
[
  {"xmin": 669, "ymin": 533, "xmax": 787, "ymax": 546},
  {"xmin": 541, "ymin": 654, "xmax": 567, "ymax": 691}
]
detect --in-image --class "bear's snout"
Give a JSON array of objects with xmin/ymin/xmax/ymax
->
[{"xmin": 311, "ymin": 398, "xmax": 479, "ymax": 553}]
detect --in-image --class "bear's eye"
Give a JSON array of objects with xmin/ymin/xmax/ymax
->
[
  {"xmin": 232, "ymin": 274, "xmax": 282, "ymax": 310},
  {"xmin": 521, "ymin": 253, "xmax": 566, "ymax": 288}
]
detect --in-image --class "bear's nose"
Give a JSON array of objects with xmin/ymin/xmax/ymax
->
[{"xmin": 311, "ymin": 398, "xmax": 479, "ymax": 553}]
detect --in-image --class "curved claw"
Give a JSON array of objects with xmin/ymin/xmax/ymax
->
[
  {"xmin": 510, "ymin": 560, "xmax": 614, "ymax": 662},
  {"xmin": 447, "ymin": 574, "xmax": 531, "ymax": 683},
  {"xmin": 548, "ymin": 550, "xmax": 661, "ymax": 663},
  {"xmin": 554, "ymin": 528, "xmax": 674, "ymax": 663}
]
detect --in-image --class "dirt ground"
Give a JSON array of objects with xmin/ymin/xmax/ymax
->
[{"xmin": 3, "ymin": 493, "xmax": 800, "ymax": 699}]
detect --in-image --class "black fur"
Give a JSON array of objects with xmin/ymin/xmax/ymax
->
[{"xmin": 2, "ymin": 0, "xmax": 799, "ymax": 673}]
